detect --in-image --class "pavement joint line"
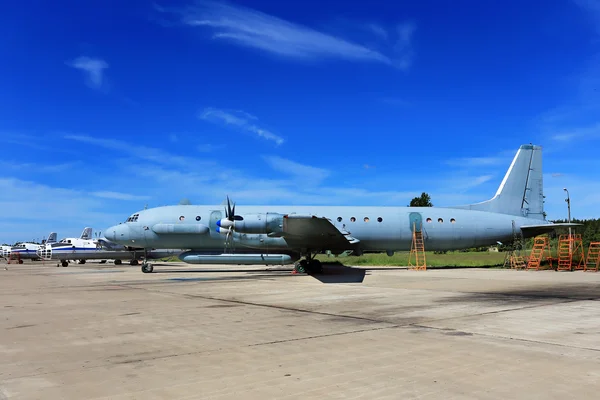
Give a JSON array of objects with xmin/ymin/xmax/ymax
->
[{"xmin": 410, "ymin": 323, "xmax": 600, "ymax": 353}]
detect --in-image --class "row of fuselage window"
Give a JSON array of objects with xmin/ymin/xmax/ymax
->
[
  {"xmin": 337, "ymin": 216, "xmax": 456, "ymax": 224},
  {"xmin": 128, "ymin": 215, "xmax": 458, "ymax": 224}
]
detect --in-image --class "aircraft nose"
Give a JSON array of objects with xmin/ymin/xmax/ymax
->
[{"xmin": 105, "ymin": 224, "xmax": 129, "ymax": 243}]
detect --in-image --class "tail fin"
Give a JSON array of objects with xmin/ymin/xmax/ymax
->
[
  {"xmin": 452, "ymin": 144, "xmax": 545, "ymax": 220},
  {"xmin": 80, "ymin": 227, "xmax": 93, "ymax": 240},
  {"xmin": 46, "ymin": 232, "xmax": 57, "ymax": 244}
]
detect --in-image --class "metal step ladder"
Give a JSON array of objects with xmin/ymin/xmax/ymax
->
[
  {"xmin": 527, "ymin": 236, "xmax": 549, "ymax": 270},
  {"xmin": 585, "ymin": 242, "xmax": 600, "ymax": 272},
  {"xmin": 409, "ymin": 222, "xmax": 426, "ymax": 270}
]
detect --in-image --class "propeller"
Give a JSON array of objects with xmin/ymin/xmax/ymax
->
[
  {"xmin": 220, "ymin": 195, "xmax": 243, "ymax": 253},
  {"xmin": 224, "ymin": 195, "xmax": 243, "ymax": 222}
]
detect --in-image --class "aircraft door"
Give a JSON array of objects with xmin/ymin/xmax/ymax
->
[{"xmin": 409, "ymin": 212, "xmax": 423, "ymax": 233}]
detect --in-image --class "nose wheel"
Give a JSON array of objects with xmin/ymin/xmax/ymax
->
[{"xmin": 141, "ymin": 263, "xmax": 153, "ymax": 273}]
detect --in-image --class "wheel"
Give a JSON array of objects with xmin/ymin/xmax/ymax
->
[
  {"xmin": 310, "ymin": 259, "xmax": 323, "ymax": 274},
  {"xmin": 78, "ymin": 260, "xmax": 86, "ymax": 264},
  {"xmin": 18, "ymin": 259, "xmax": 23, "ymax": 264},
  {"xmin": 130, "ymin": 260, "xmax": 139, "ymax": 266},
  {"xmin": 141, "ymin": 263, "xmax": 153, "ymax": 273},
  {"xmin": 114, "ymin": 259, "xmax": 122, "ymax": 265},
  {"xmin": 294, "ymin": 260, "xmax": 307, "ymax": 273},
  {"xmin": 61, "ymin": 261, "xmax": 68, "ymax": 267}
]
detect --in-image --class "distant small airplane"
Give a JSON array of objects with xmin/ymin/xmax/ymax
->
[
  {"xmin": 9, "ymin": 232, "xmax": 58, "ymax": 263},
  {"xmin": 1, "ymin": 245, "xmax": 12, "ymax": 260},
  {"xmin": 37, "ymin": 227, "xmax": 182, "ymax": 267},
  {"xmin": 104, "ymin": 144, "xmax": 579, "ymax": 274}
]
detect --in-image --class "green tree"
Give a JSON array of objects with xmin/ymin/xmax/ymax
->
[{"xmin": 409, "ymin": 192, "xmax": 433, "ymax": 207}]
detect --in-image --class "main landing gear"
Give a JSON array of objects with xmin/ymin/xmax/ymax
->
[
  {"xmin": 140, "ymin": 248, "xmax": 153, "ymax": 273},
  {"xmin": 293, "ymin": 252, "xmax": 323, "ymax": 274},
  {"xmin": 141, "ymin": 263, "xmax": 153, "ymax": 273}
]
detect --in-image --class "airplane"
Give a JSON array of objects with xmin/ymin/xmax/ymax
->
[
  {"xmin": 1, "ymin": 245, "xmax": 12, "ymax": 260},
  {"xmin": 104, "ymin": 144, "xmax": 579, "ymax": 274},
  {"xmin": 8, "ymin": 232, "xmax": 58, "ymax": 263},
  {"xmin": 36, "ymin": 227, "xmax": 182, "ymax": 267}
]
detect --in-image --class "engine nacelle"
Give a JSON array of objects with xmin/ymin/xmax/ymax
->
[{"xmin": 217, "ymin": 213, "xmax": 285, "ymax": 235}]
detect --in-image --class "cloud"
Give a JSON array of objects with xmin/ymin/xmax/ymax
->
[
  {"xmin": 550, "ymin": 123, "xmax": 600, "ymax": 141},
  {"xmin": 159, "ymin": 1, "xmax": 415, "ymax": 70},
  {"xmin": 91, "ymin": 191, "xmax": 151, "ymax": 201},
  {"xmin": 63, "ymin": 134, "xmax": 216, "ymax": 168},
  {"xmin": 543, "ymin": 172, "xmax": 600, "ymax": 219},
  {"xmin": 66, "ymin": 56, "xmax": 109, "ymax": 90},
  {"xmin": 365, "ymin": 23, "xmax": 388, "ymax": 40},
  {"xmin": 262, "ymin": 155, "xmax": 330, "ymax": 184},
  {"xmin": 199, "ymin": 107, "xmax": 284, "ymax": 145},
  {"xmin": 197, "ymin": 143, "xmax": 225, "ymax": 153},
  {"xmin": 0, "ymin": 161, "xmax": 80, "ymax": 173},
  {"xmin": 0, "ymin": 178, "xmax": 126, "ymax": 243},
  {"xmin": 573, "ymin": 0, "xmax": 600, "ymax": 32},
  {"xmin": 444, "ymin": 156, "xmax": 509, "ymax": 167}
]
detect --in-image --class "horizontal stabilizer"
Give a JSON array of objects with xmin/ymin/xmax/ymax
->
[{"xmin": 520, "ymin": 222, "xmax": 582, "ymax": 237}]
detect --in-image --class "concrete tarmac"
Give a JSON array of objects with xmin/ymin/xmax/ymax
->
[{"xmin": 1, "ymin": 260, "xmax": 600, "ymax": 399}]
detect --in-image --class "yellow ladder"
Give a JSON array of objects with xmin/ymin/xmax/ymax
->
[
  {"xmin": 409, "ymin": 222, "xmax": 426, "ymax": 270},
  {"xmin": 585, "ymin": 242, "xmax": 600, "ymax": 272},
  {"xmin": 511, "ymin": 255, "xmax": 527, "ymax": 269},
  {"xmin": 527, "ymin": 236, "xmax": 548, "ymax": 270}
]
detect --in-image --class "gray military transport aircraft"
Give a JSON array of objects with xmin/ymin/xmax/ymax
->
[{"xmin": 104, "ymin": 144, "xmax": 578, "ymax": 274}]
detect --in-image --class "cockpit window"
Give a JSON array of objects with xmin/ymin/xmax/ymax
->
[{"xmin": 126, "ymin": 213, "xmax": 140, "ymax": 223}]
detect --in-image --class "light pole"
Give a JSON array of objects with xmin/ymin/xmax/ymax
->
[{"xmin": 563, "ymin": 188, "xmax": 572, "ymax": 255}]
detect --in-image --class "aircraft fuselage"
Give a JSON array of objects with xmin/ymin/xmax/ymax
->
[{"xmin": 105, "ymin": 205, "xmax": 547, "ymax": 254}]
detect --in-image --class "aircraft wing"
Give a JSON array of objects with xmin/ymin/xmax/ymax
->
[
  {"xmin": 520, "ymin": 222, "xmax": 582, "ymax": 237},
  {"xmin": 276, "ymin": 215, "xmax": 359, "ymax": 250}
]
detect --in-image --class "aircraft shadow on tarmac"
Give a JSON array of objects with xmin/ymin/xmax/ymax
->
[{"xmin": 148, "ymin": 262, "xmax": 381, "ymax": 284}]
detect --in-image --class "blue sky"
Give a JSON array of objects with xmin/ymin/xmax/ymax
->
[{"xmin": 1, "ymin": 0, "xmax": 600, "ymax": 243}]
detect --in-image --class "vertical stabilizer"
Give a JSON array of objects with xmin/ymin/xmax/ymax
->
[
  {"xmin": 451, "ymin": 145, "xmax": 545, "ymax": 220},
  {"xmin": 80, "ymin": 227, "xmax": 93, "ymax": 240},
  {"xmin": 46, "ymin": 232, "xmax": 57, "ymax": 244}
]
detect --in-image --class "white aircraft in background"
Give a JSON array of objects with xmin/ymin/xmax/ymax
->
[
  {"xmin": 1, "ymin": 245, "xmax": 12, "ymax": 260},
  {"xmin": 37, "ymin": 227, "xmax": 181, "ymax": 267},
  {"xmin": 8, "ymin": 232, "xmax": 58, "ymax": 263}
]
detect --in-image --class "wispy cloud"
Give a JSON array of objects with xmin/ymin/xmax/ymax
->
[
  {"xmin": 550, "ymin": 123, "xmax": 600, "ymax": 141},
  {"xmin": 66, "ymin": 56, "xmax": 109, "ymax": 90},
  {"xmin": 91, "ymin": 191, "xmax": 150, "ymax": 201},
  {"xmin": 63, "ymin": 134, "xmax": 216, "ymax": 168},
  {"xmin": 197, "ymin": 143, "xmax": 225, "ymax": 153},
  {"xmin": 199, "ymin": 107, "xmax": 284, "ymax": 145},
  {"xmin": 262, "ymin": 155, "xmax": 330, "ymax": 184},
  {"xmin": 444, "ymin": 156, "xmax": 509, "ymax": 167},
  {"xmin": 158, "ymin": 1, "xmax": 415, "ymax": 70},
  {"xmin": 0, "ymin": 178, "xmax": 124, "ymax": 237},
  {"xmin": 573, "ymin": 0, "xmax": 600, "ymax": 32},
  {"xmin": 0, "ymin": 161, "xmax": 79, "ymax": 173}
]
